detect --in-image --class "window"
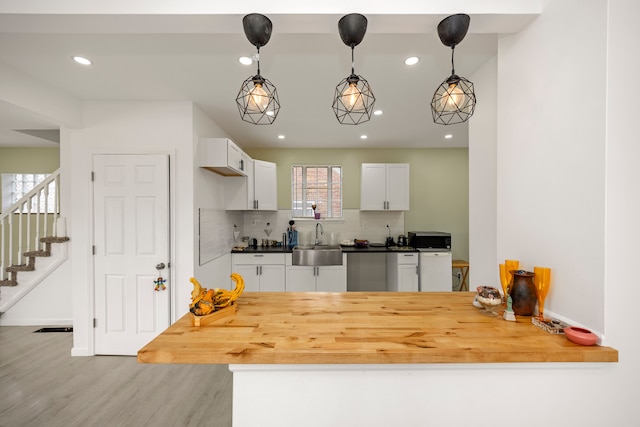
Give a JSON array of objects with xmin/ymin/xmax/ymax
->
[
  {"xmin": 1, "ymin": 173, "xmax": 57, "ymax": 213},
  {"xmin": 291, "ymin": 165, "xmax": 342, "ymax": 219}
]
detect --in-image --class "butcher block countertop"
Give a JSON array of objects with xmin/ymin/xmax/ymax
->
[{"xmin": 137, "ymin": 292, "xmax": 618, "ymax": 365}]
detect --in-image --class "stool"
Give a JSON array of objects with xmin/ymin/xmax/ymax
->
[{"xmin": 452, "ymin": 260, "xmax": 470, "ymax": 291}]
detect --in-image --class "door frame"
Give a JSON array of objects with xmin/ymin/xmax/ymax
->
[{"xmin": 86, "ymin": 149, "xmax": 176, "ymax": 355}]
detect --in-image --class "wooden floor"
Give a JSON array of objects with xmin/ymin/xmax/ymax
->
[{"xmin": 0, "ymin": 326, "xmax": 232, "ymax": 427}]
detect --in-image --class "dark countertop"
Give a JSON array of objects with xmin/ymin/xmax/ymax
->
[{"xmin": 231, "ymin": 245, "xmax": 418, "ymax": 254}]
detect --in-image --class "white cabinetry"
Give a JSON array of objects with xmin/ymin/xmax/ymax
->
[
  {"xmin": 198, "ymin": 138, "xmax": 248, "ymax": 176},
  {"xmin": 285, "ymin": 254, "xmax": 347, "ymax": 292},
  {"xmin": 232, "ymin": 253, "xmax": 285, "ymax": 292},
  {"xmin": 225, "ymin": 159, "xmax": 277, "ymax": 211},
  {"xmin": 387, "ymin": 252, "xmax": 419, "ymax": 292},
  {"xmin": 360, "ymin": 163, "xmax": 410, "ymax": 210}
]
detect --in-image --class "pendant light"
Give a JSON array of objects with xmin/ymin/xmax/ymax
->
[
  {"xmin": 332, "ymin": 13, "xmax": 376, "ymax": 125},
  {"xmin": 236, "ymin": 13, "xmax": 280, "ymax": 125},
  {"xmin": 431, "ymin": 14, "xmax": 476, "ymax": 125}
]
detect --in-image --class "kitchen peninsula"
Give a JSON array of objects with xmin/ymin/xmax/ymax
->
[{"xmin": 138, "ymin": 292, "xmax": 617, "ymax": 427}]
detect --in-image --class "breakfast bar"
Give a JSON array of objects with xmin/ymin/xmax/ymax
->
[{"xmin": 138, "ymin": 292, "xmax": 617, "ymax": 427}]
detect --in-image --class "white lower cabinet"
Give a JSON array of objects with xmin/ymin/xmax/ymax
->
[
  {"xmin": 386, "ymin": 253, "xmax": 419, "ymax": 292},
  {"xmin": 285, "ymin": 254, "xmax": 347, "ymax": 292},
  {"xmin": 232, "ymin": 253, "xmax": 286, "ymax": 292}
]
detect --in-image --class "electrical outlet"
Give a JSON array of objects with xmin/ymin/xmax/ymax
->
[{"xmin": 457, "ymin": 272, "xmax": 462, "ymax": 280}]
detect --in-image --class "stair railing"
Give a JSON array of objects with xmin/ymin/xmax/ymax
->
[{"xmin": 1, "ymin": 170, "xmax": 60, "ymax": 280}]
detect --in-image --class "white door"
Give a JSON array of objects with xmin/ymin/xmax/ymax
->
[
  {"xmin": 419, "ymin": 252, "xmax": 453, "ymax": 292},
  {"xmin": 316, "ymin": 265, "xmax": 347, "ymax": 292},
  {"xmin": 259, "ymin": 265, "xmax": 286, "ymax": 291},
  {"xmin": 254, "ymin": 160, "xmax": 277, "ymax": 211},
  {"xmin": 360, "ymin": 163, "xmax": 387, "ymax": 210},
  {"xmin": 386, "ymin": 164, "xmax": 410, "ymax": 210},
  {"xmin": 286, "ymin": 266, "xmax": 316, "ymax": 292},
  {"xmin": 93, "ymin": 154, "xmax": 170, "ymax": 355}
]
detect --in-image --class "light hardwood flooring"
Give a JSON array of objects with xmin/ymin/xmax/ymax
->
[{"xmin": 0, "ymin": 327, "xmax": 232, "ymax": 427}]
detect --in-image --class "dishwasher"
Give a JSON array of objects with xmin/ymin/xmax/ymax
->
[
  {"xmin": 418, "ymin": 251, "xmax": 453, "ymax": 292},
  {"xmin": 408, "ymin": 231, "xmax": 453, "ymax": 292}
]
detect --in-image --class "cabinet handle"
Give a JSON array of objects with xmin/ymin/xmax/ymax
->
[
  {"xmin": 416, "ymin": 265, "xmax": 419, "ymax": 275},
  {"xmin": 260, "ymin": 265, "xmax": 263, "ymax": 275},
  {"xmin": 240, "ymin": 159, "xmax": 244, "ymax": 171},
  {"xmin": 254, "ymin": 254, "xmax": 264, "ymax": 257},
  {"xmin": 256, "ymin": 266, "xmax": 259, "ymax": 276}
]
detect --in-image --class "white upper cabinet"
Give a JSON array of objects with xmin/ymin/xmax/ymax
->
[
  {"xmin": 225, "ymin": 159, "xmax": 278, "ymax": 211},
  {"xmin": 198, "ymin": 138, "xmax": 248, "ymax": 176},
  {"xmin": 360, "ymin": 163, "xmax": 410, "ymax": 211}
]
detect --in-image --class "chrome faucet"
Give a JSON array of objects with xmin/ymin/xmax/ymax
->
[{"xmin": 315, "ymin": 222, "xmax": 324, "ymax": 245}]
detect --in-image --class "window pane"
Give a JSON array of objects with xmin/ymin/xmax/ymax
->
[{"xmin": 291, "ymin": 165, "xmax": 342, "ymax": 219}]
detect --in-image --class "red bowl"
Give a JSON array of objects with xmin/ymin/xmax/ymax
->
[{"xmin": 563, "ymin": 326, "xmax": 598, "ymax": 346}]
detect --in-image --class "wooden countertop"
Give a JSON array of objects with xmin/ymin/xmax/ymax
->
[{"xmin": 137, "ymin": 292, "xmax": 618, "ymax": 365}]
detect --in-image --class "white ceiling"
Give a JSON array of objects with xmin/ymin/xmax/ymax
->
[{"xmin": 0, "ymin": 11, "xmax": 536, "ymax": 149}]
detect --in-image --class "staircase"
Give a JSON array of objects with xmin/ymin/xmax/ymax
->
[{"xmin": 0, "ymin": 170, "xmax": 69, "ymax": 313}]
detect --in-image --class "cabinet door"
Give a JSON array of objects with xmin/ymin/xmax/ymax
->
[
  {"xmin": 227, "ymin": 140, "xmax": 245, "ymax": 173},
  {"xmin": 386, "ymin": 164, "xmax": 410, "ymax": 211},
  {"xmin": 285, "ymin": 266, "xmax": 316, "ymax": 292},
  {"xmin": 259, "ymin": 264, "xmax": 286, "ymax": 292},
  {"xmin": 398, "ymin": 264, "xmax": 419, "ymax": 292},
  {"xmin": 360, "ymin": 163, "xmax": 387, "ymax": 210},
  {"xmin": 234, "ymin": 264, "xmax": 260, "ymax": 292},
  {"xmin": 316, "ymin": 265, "xmax": 347, "ymax": 292},
  {"xmin": 254, "ymin": 160, "xmax": 277, "ymax": 211}
]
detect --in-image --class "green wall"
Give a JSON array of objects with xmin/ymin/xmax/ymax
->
[{"xmin": 246, "ymin": 147, "xmax": 469, "ymax": 259}]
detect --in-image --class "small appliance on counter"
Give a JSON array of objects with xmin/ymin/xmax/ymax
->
[
  {"xmin": 408, "ymin": 231, "xmax": 451, "ymax": 251},
  {"xmin": 408, "ymin": 231, "xmax": 453, "ymax": 292}
]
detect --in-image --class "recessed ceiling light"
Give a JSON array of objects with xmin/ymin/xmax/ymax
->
[
  {"xmin": 404, "ymin": 56, "xmax": 419, "ymax": 66},
  {"xmin": 444, "ymin": 134, "xmax": 453, "ymax": 139},
  {"xmin": 278, "ymin": 135, "xmax": 285, "ymax": 140},
  {"xmin": 360, "ymin": 135, "xmax": 368, "ymax": 140},
  {"xmin": 238, "ymin": 56, "xmax": 253, "ymax": 65},
  {"xmin": 72, "ymin": 56, "xmax": 92, "ymax": 66},
  {"xmin": 373, "ymin": 110, "xmax": 383, "ymax": 116}
]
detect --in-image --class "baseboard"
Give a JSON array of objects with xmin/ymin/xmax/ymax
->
[
  {"xmin": 0, "ymin": 318, "xmax": 72, "ymax": 326},
  {"xmin": 71, "ymin": 347, "xmax": 92, "ymax": 357}
]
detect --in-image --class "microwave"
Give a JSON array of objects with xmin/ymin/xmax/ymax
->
[{"xmin": 408, "ymin": 231, "xmax": 451, "ymax": 251}]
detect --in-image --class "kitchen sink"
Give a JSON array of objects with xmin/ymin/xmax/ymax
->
[{"xmin": 292, "ymin": 245, "xmax": 343, "ymax": 266}]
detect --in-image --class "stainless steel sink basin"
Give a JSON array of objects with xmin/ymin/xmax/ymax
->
[{"xmin": 292, "ymin": 245, "xmax": 343, "ymax": 266}]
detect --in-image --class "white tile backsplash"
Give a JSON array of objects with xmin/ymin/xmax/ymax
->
[{"xmin": 240, "ymin": 209, "xmax": 405, "ymax": 245}]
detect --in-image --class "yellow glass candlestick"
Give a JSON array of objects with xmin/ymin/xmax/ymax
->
[
  {"xmin": 499, "ymin": 264, "xmax": 509, "ymax": 298},
  {"xmin": 504, "ymin": 259, "xmax": 519, "ymax": 289},
  {"xmin": 534, "ymin": 266, "xmax": 551, "ymax": 320}
]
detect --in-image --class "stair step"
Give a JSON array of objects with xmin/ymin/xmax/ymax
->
[
  {"xmin": 6, "ymin": 264, "xmax": 35, "ymax": 273},
  {"xmin": 40, "ymin": 236, "xmax": 70, "ymax": 244},
  {"xmin": 1, "ymin": 236, "xmax": 69, "ymax": 289},
  {"xmin": 23, "ymin": 250, "xmax": 51, "ymax": 257},
  {"xmin": 0, "ymin": 279, "xmax": 18, "ymax": 287}
]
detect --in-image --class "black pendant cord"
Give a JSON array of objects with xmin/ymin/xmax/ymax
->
[
  {"xmin": 351, "ymin": 45, "xmax": 355, "ymax": 75},
  {"xmin": 256, "ymin": 46, "xmax": 261, "ymax": 76},
  {"xmin": 450, "ymin": 46, "xmax": 456, "ymax": 76}
]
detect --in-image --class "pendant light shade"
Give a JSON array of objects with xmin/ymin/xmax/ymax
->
[
  {"xmin": 431, "ymin": 14, "xmax": 476, "ymax": 125},
  {"xmin": 236, "ymin": 14, "xmax": 280, "ymax": 125},
  {"xmin": 332, "ymin": 13, "xmax": 375, "ymax": 125}
]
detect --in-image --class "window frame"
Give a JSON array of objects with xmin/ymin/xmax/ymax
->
[{"xmin": 291, "ymin": 165, "xmax": 343, "ymax": 220}]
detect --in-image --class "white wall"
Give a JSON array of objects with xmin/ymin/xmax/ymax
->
[
  {"xmin": 62, "ymin": 101, "xmax": 195, "ymax": 355},
  {"xmin": 497, "ymin": 0, "xmax": 607, "ymax": 332},
  {"xmin": 191, "ymin": 106, "xmax": 240, "ymax": 293},
  {"xmin": 469, "ymin": 55, "xmax": 498, "ymax": 290}
]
